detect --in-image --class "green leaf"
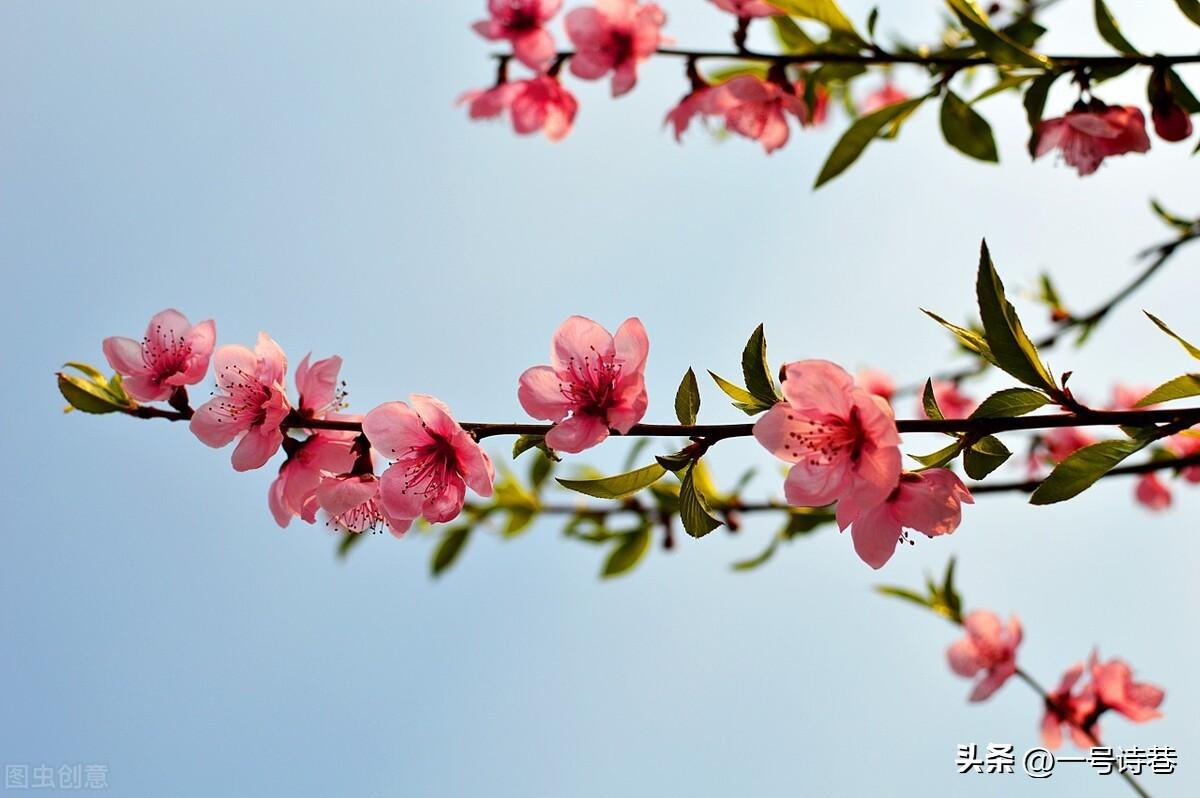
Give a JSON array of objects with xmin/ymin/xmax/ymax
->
[
  {"xmin": 922, "ymin": 310, "xmax": 998, "ymax": 365},
  {"xmin": 674, "ymin": 368, "xmax": 701, "ymax": 425},
  {"xmin": 963, "ymin": 435, "xmax": 1011, "ymax": 479},
  {"xmin": 969, "ymin": 387, "xmax": 1051, "ymax": 419},
  {"xmin": 866, "ymin": 6, "xmax": 879, "ymax": 39},
  {"xmin": 970, "ymin": 73, "xmax": 1037, "ymax": 104},
  {"xmin": 57, "ymin": 373, "xmax": 127, "ymax": 414},
  {"xmin": 939, "ymin": 558, "xmax": 963, "ymax": 622},
  {"xmin": 1175, "ymin": 0, "xmax": 1200, "ymax": 26},
  {"xmin": 431, "ymin": 526, "xmax": 471, "ymax": 577},
  {"xmin": 1165, "ymin": 69, "xmax": 1200, "ymax": 114},
  {"xmin": 1023, "ymin": 71, "xmax": 1062, "ymax": 156},
  {"xmin": 513, "ymin": 434, "xmax": 546, "ymax": 460},
  {"xmin": 875, "ymin": 585, "xmax": 933, "ymax": 610},
  {"xmin": 63, "ymin": 361, "xmax": 107, "ymax": 382},
  {"xmin": 1030, "ymin": 436, "xmax": 1154, "ymax": 505},
  {"xmin": 940, "ymin": 90, "xmax": 999, "ymax": 162},
  {"xmin": 772, "ymin": 16, "xmax": 816, "ymax": 53},
  {"xmin": 1150, "ymin": 199, "xmax": 1197, "ymax": 232},
  {"xmin": 910, "ymin": 439, "xmax": 965, "ymax": 469},
  {"xmin": 814, "ymin": 96, "xmax": 926, "ymax": 187},
  {"xmin": 602, "ymin": 528, "xmax": 651, "ymax": 578},
  {"xmin": 741, "ymin": 324, "xmax": 781, "ymax": 406},
  {"xmin": 557, "ymin": 463, "xmax": 667, "ymax": 500},
  {"xmin": 770, "ymin": 0, "xmax": 866, "ymax": 44},
  {"xmin": 337, "ymin": 530, "xmax": 366, "ymax": 559},
  {"xmin": 708, "ymin": 370, "xmax": 774, "ymax": 415},
  {"xmin": 732, "ymin": 534, "xmax": 780, "ymax": 571},
  {"xmin": 679, "ymin": 465, "xmax": 722, "ymax": 538},
  {"xmin": 655, "ymin": 451, "xmax": 693, "ymax": 473},
  {"xmin": 922, "ymin": 379, "xmax": 945, "ymax": 421},
  {"xmin": 975, "ymin": 240, "xmax": 1056, "ymax": 390},
  {"xmin": 1137, "ymin": 374, "xmax": 1200, "ymax": 406},
  {"xmin": 1145, "ymin": 312, "xmax": 1200, "ymax": 360},
  {"xmin": 1093, "ymin": 0, "xmax": 1139, "ymax": 54},
  {"xmin": 529, "ymin": 451, "xmax": 554, "ymax": 491},
  {"xmin": 946, "ymin": 0, "xmax": 1052, "ymax": 68}
]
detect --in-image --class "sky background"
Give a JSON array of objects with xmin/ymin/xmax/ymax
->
[{"xmin": 3, "ymin": 1, "xmax": 1199, "ymax": 795}]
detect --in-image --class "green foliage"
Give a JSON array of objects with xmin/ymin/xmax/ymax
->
[
  {"xmin": 772, "ymin": 16, "xmax": 817, "ymax": 53},
  {"xmin": 922, "ymin": 310, "xmax": 997, "ymax": 366},
  {"xmin": 1145, "ymin": 312, "xmax": 1200, "ymax": 360},
  {"xmin": 974, "ymin": 241, "xmax": 1056, "ymax": 391},
  {"xmin": 732, "ymin": 507, "xmax": 836, "ymax": 571},
  {"xmin": 431, "ymin": 526, "xmax": 471, "ymax": 577},
  {"xmin": 513, "ymin": 434, "xmax": 556, "ymax": 461},
  {"xmin": 1175, "ymin": 0, "xmax": 1200, "ymax": 27},
  {"xmin": 1023, "ymin": 71, "xmax": 1063, "ymax": 156},
  {"xmin": 814, "ymin": 96, "xmax": 927, "ymax": 187},
  {"xmin": 969, "ymin": 387, "xmax": 1051, "ymax": 419},
  {"xmin": 741, "ymin": 324, "xmax": 782, "ymax": 407},
  {"xmin": 1093, "ymin": 0, "xmax": 1139, "ymax": 55},
  {"xmin": 1150, "ymin": 199, "xmax": 1197, "ymax": 232},
  {"xmin": 922, "ymin": 379, "xmax": 946, "ymax": 421},
  {"xmin": 57, "ymin": 363, "xmax": 135, "ymax": 415},
  {"xmin": 709, "ymin": 370, "xmax": 774, "ymax": 415},
  {"xmin": 679, "ymin": 464, "xmax": 722, "ymax": 538},
  {"xmin": 674, "ymin": 368, "xmax": 701, "ymax": 425},
  {"xmin": 602, "ymin": 527, "xmax": 652, "ymax": 578},
  {"xmin": 945, "ymin": 0, "xmax": 1052, "ymax": 68},
  {"xmin": 939, "ymin": 91, "xmax": 999, "ymax": 162},
  {"xmin": 1031, "ymin": 435, "xmax": 1155, "ymax": 505},
  {"xmin": 910, "ymin": 439, "xmax": 965, "ymax": 469},
  {"xmin": 557, "ymin": 463, "xmax": 667, "ymax": 500},
  {"xmin": 963, "ymin": 435, "xmax": 1011, "ymax": 479},
  {"xmin": 770, "ymin": 0, "xmax": 866, "ymax": 45},
  {"xmin": 1137, "ymin": 374, "xmax": 1200, "ymax": 407},
  {"xmin": 877, "ymin": 558, "xmax": 963, "ymax": 623}
]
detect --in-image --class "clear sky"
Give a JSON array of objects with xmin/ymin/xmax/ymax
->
[{"xmin": 3, "ymin": 1, "xmax": 1198, "ymax": 795}]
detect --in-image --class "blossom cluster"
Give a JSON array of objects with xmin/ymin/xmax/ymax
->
[
  {"xmin": 947, "ymin": 610, "xmax": 1164, "ymax": 750},
  {"xmin": 459, "ymin": 1, "xmax": 1199, "ymax": 175},
  {"xmin": 92, "ymin": 309, "xmax": 980, "ymax": 569}
]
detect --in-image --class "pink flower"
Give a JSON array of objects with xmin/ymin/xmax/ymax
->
[
  {"xmin": 1041, "ymin": 664, "xmax": 1100, "ymax": 750},
  {"xmin": 754, "ymin": 360, "xmax": 902, "ymax": 513},
  {"xmin": 855, "ymin": 369, "xmax": 895, "ymax": 403},
  {"xmin": 316, "ymin": 473, "xmax": 413, "ymax": 537},
  {"xmin": 860, "ymin": 82, "xmax": 908, "ymax": 114},
  {"xmin": 1040, "ymin": 427, "xmax": 1096, "ymax": 465},
  {"xmin": 1167, "ymin": 431, "xmax": 1200, "ymax": 482},
  {"xmin": 458, "ymin": 77, "xmax": 578, "ymax": 140},
  {"xmin": 664, "ymin": 87, "xmax": 715, "ymax": 142},
  {"xmin": 947, "ymin": 611, "xmax": 1023, "ymax": 702},
  {"xmin": 706, "ymin": 75, "xmax": 819, "ymax": 154},
  {"xmin": 709, "ymin": 0, "xmax": 783, "ymax": 16},
  {"xmin": 189, "ymin": 333, "xmax": 291, "ymax": 472},
  {"xmin": 1109, "ymin": 384, "xmax": 1153, "ymax": 410},
  {"xmin": 362, "ymin": 395, "xmax": 495, "ymax": 525},
  {"xmin": 518, "ymin": 316, "xmax": 649, "ymax": 453},
  {"xmin": 103, "ymin": 309, "xmax": 216, "ymax": 403},
  {"xmin": 1035, "ymin": 103, "xmax": 1151, "ymax": 176},
  {"xmin": 565, "ymin": 0, "xmax": 666, "ymax": 97},
  {"xmin": 1091, "ymin": 653, "xmax": 1165, "ymax": 723},
  {"xmin": 472, "ymin": 0, "xmax": 563, "ymax": 71},
  {"xmin": 835, "ymin": 469, "xmax": 973, "ymax": 569},
  {"xmin": 1134, "ymin": 472, "xmax": 1172, "ymax": 511},
  {"xmin": 269, "ymin": 433, "xmax": 357, "ymax": 527},
  {"xmin": 920, "ymin": 381, "xmax": 976, "ymax": 419}
]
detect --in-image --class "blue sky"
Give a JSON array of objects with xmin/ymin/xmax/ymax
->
[{"xmin": 3, "ymin": 1, "xmax": 1199, "ymax": 795}]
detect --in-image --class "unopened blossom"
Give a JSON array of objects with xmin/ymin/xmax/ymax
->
[
  {"xmin": 947, "ymin": 611, "xmax": 1023, "ymax": 702},
  {"xmin": 1090, "ymin": 653, "xmax": 1165, "ymax": 723},
  {"xmin": 269, "ymin": 433, "xmax": 357, "ymax": 527},
  {"xmin": 920, "ymin": 380, "xmax": 976, "ymax": 419},
  {"xmin": 363, "ymin": 395, "xmax": 495, "ymax": 525},
  {"xmin": 1134, "ymin": 473, "xmax": 1172, "ymax": 511},
  {"xmin": 190, "ymin": 333, "xmax": 291, "ymax": 472},
  {"xmin": 103, "ymin": 309, "xmax": 215, "ymax": 403},
  {"xmin": 706, "ymin": 75, "xmax": 825, "ymax": 154},
  {"xmin": 1035, "ymin": 102, "xmax": 1151, "ymax": 176},
  {"xmin": 709, "ymin": 0, "xmax": 783, "ymax": 16},
  {"xmin": 518, "ymin": 316, "xmax": 649, "ymax": 453},
  {"xmin": 754, "ymin": 360, "xmax": 902, "ymax": 512},
  {"xmin": 835, "ymin": 469, "xmax": 973, "ymax": 569},
  {"xmin": 1041, "ymin": 663, "xmax": 1100, "ymax": 749},
  {"xmin": 316, "ymin": 473, "xmax": 412, "ymax": 537},
  {"xmin": 472, "ymin": 0, "xmax": 563, "ymax": 71},
  {"xmin": 1153, "ymin": 102, "xmax": 1193, "ymax": 142},
  {"xmin": 861, "ymin": 83, "xmax": 908, "ymax": 114},
  {"xmin": 566, "ymin": 0, "xmax": 667, "ymax": 97},
  {"xmin": 855, "ymin": 369, "xmax": 895, "ymax": 403}
]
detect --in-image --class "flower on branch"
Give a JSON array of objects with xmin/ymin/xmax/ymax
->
[
  {"xmin": 919, "ymin": 380, "xmax": 976, "ymax": 419},
  {"xmin": 459, "ymin": 76, "xmax": 580, "ymax": 141},
  {"xmin": 1090, "ymin": 652, "xmax": 1165, "ymax": 723},
  {"xmin": 317, "ymin": 472, "xmax": 412, "ymax": 537},
  {"xmin": 1035, "ymin": 101, "xmax": 1151, "ymax": 177},
  {"xmin": 836, "ymin": 469, "xmax": 973, "ymax": 570},
  {"xmin": 947, "ymin": 610, "xmax": 1023, "ymax": 702},
  {"xmin": 1041, "ymin": 663, "xmax": 1098, "ymax": 750},
  {"xmin": 709, "ymin": 0, "xmax": 784, "ymax": 18},
  {"xmin": 1134, "ymin": 472, "xmax": 1172, "ymax": 511},
  {"xmin": 473, "ymin": 0, "xmax": 563, "ymax": 71},
  {"xmin": 855, "ymin": 368, "xmax": 896, "ymax": 403},
  {"xmin": 102, "ymin": 308, "xmax": 215, "ymax": 403},
  {"xmin": 705, "ymin": 75, "xmax": 827, "ymax": 154},
  {"xmin": 518, "ymin": 315, "xmax": 649, "ymax": 453},
  {"xmin": 363, "ymin": 395, "xmax": 495, "ymax": 526},
  {"xmin": 860, "ymin": 83, "xmax": 909, "ymax": 115},
  {"xmin": 565, "ymin": 0, "xmax": 667, "ymax": 97},
  {"xmin": 190, "ymin": 333, "xmax": 291, "ymax": 472},
  {"xmin": 269, "ymin": 433, "xmax": 357, "ymax": 527}
]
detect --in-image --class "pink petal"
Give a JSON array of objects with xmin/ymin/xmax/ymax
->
[
  {"xmin": 254, "ymin": 332, "xmax": 288, "ymax": 389},
  {"xmin": 513, "ymin": 28, "xmax": 557, "ymax": 71},
  {"xmin": 551, "ymin": 315, "xmax": 615, "ymax": 372},
  {"xmin": 611, "ymin": 62, "xmax": 638, "ymax": 97},
  {"xmin": 752, "ymin": 403, "xmax": 807, "ymax": 464},
  {"xmin": 846, "ymin": 442, "xmax": 901, "ymax": 509},
  {"xmin": 123, "ymin": 374, "xmax": 171, "ymax": 403},
  {"xmin": 296, "ymin": 353, "xmax": 342, "ymax": 413},
  {"xmin": 891, "ymin": 469, "xmax": 968, "ymax": 538},
  {"xmin": 102, "ymin": 336, "xmax": 147, "ymax": 376},
  {"xmin": 780, "ymin": 360, "xmax": 855, "ymax": 416},
  {"xmin": 1041, "ymin": 712, "xmax": 1064, "ymax": 750},
  {"xmin": 423, "ymin": 476, "xmax": 467, "ymax": 524},
  {"xmin": 144, "ymin": 308, "xmax": 192, "ymax": 354},
  {"xmin": 177, "ymin": 319, "xmax": 216, "ymax": 385},
  {"xmin": 847, "ymin": 503, "xmax": 902, "ymax": 569},
  {"xmin": 613, "ymin": 317, "xmax": 649, "ymax": 373},
  {"xmin": 212, "ymin": 344, "xmax": 258, "ymax": 392},
  {"xmin": 410, "ymin": 394, "xmax": 460, "ymax": 440},
  {"xmin": 782, "ymin": 457, "xmax": 850, "ymax": 508},
  {"xmin": 189, "ymin": 398, "xmax": 245, "ymax": 447},
  {"xmin": 969, "ymin": 662, "xmax": 1015, "ymax": 702},
  {"xmin": 316, "ymin": 474, "xmax": 380, "ymax": 518},
  {"xmin": 545, "ymin": 413, "xmax": 610, "ymax": 453},
  {"xmin": 518, "ymin": 365, "xmax": 572, "ymax": 423},
  {"xmin": 231, "ymin": 425, "xmax": 284, "ymax": 472},
  {"xmin": 947, "ymin": 639, "xmax": 984, "ymax": 677},
  {"xmin": 363, "ymin": 401, "xmax": 434, "ymax": 459},
  {"xmin": 268, "ymin": 476, "xmax": 292, "ymax": 528},
  {"xmin": 378, "ymin": 465, "xmax": 426, "ymax": 520},
  {"xmin": 450, "ymin": 430, "xmax": 495, "ymax": 498}
]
